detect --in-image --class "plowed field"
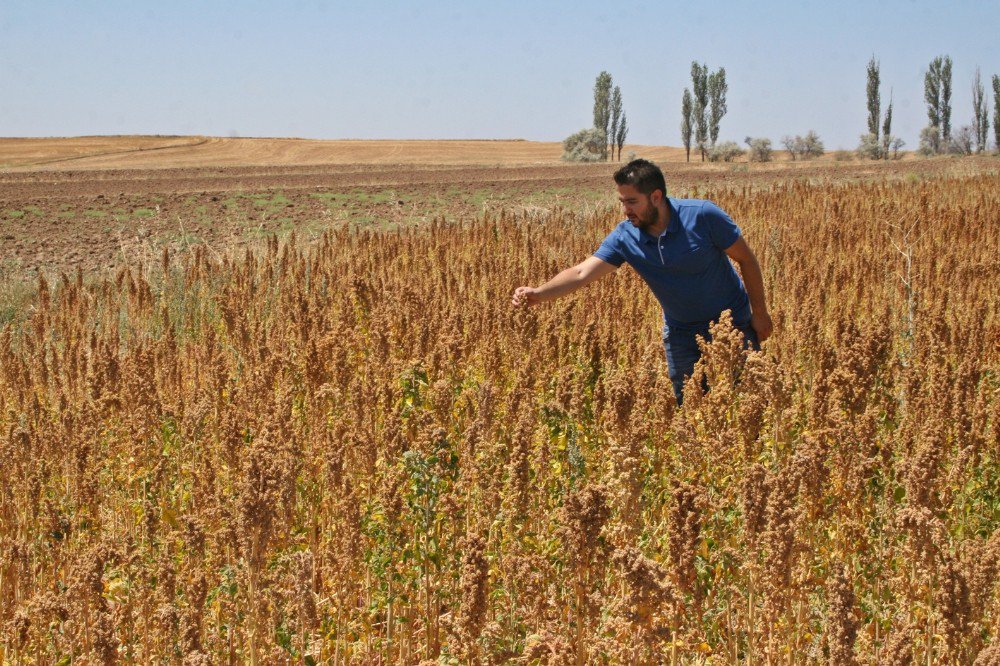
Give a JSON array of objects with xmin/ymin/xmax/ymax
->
[{"xmin": 2, "ymin": 136, "xmax": 997, "ymax": 280}]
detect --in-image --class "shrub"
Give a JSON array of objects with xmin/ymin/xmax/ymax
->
[
  {"xmin": 744, "ymin": 137, "xmax": 772, "ymax": 162},
  {"xmin": 781, "ymin": 136, "xmax": 797, "ymax": 159},
  {"xmin": 917, "ymin": 126, "xmax": 940, "ymax": 156},
  {"xmin": 562, "ymin": 128, "xmax": 607, "ymax": 162},
  {"xmin": 707, "ymin": 141, "xmax": 745, "ymax": 162},
  {"xmin": 856, "ymin": 133, "xmax": 883, "ymax": 160},
  {"xmin": 948, "ymin": 125, "xmax": 974, "ymax": 155},
  {"xmin": 887, "ymin": 137, "xmax": 906, "ymax": 160},
  {"xmin": 781, "ymin": 133, "xmax": 824, "ymax": 160},
  {"xmin": 800, "ymin": 130, "xmax": 824, "ymax": 159}
]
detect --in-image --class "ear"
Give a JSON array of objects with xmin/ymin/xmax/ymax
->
[{"xmin": 651, "ymin": 189, "xmax": 664, "ymax": 205}]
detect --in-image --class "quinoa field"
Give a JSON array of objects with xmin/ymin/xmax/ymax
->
[{"xmin": 1, "ymin": 139, "xmax": 999, "ymax": 664}]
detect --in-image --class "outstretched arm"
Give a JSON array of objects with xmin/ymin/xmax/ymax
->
[
  {"xmin": 724, "ymin": 237, "xmax": 774, "ymax": 341},
  {"xmin": 512, "ymin": 256, "xmax": 618, "ymax": 306}
]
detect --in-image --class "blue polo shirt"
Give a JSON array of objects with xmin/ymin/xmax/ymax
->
[{"xmin": 594, "ymin": 198, "xmax": 750, "ymax": 329}]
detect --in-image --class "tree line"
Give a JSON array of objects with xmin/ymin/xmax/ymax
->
[
  {"xmin": 864, "ymin": 55, "xmax": 997, "ymax": 158},
  {"xmin": 564, "ymin": 58, "xmax": 1000, "ymax": 162}
]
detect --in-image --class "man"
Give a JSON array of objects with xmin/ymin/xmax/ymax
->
[{"xmin": 512, "ymin": 158, "xmax": 772, "ymax": 404}]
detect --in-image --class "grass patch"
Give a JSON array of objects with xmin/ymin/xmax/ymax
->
[
  {"xmin": 133, "ymin": 208, "xmax": 156, "ymax": 218},
  {"xmin": 249, "ymin": 191, "xmax": 292, "ymax": 211},
  {"xmin": 83, "ymin": 210, "xmax": 108, "ymax": 218},
  {"xmin": 311, "ymin": 189, "xmax": 406, "ymax": 205},
  {"xmin": 4, "ymin": 210, "xmax": 25, "ymax": 219},
  {"xmin": 0, "ymin": 262, "xmax": 35, "ymax": 328}
]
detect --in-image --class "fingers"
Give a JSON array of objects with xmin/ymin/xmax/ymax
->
[{"xmin": 512, "ymin": 287, "xmax": 535, "ymax": 307}]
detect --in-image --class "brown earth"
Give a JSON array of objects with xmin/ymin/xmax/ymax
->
[
  {"xmin": 1, "ymin": 136, "xmax": 646, "ymax": 170},
  {"xmin": 2, "ymin": 136, "xmax": 998, "ymax": 282}
]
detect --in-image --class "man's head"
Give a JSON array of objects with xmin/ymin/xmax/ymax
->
[
  {"xmin": 613, "ymin": 159, "xmax": 668, "ymax": 233},
  {"xmin": 613, "ymin": 159, "xmax": 667, "ymax": 199}
]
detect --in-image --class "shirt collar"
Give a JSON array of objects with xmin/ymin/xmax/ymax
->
[
  {"xmin": 640, "ymin": 199, "xmax": 680, "ymax": 244},
  {"xmin": 666, "ymin": 199, "xmax": 680, "ymax": 234}
]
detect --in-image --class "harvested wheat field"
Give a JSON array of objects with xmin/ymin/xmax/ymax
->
[
  {"xmin": 0, "ymin": 136, "xmax": 692, "ymax": 170},
  {"xmin": 1, "ymin": 138, "xmax": 999, "ymax": 664}
]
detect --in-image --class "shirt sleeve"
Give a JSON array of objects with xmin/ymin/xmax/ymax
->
[
  {"xmin": 701, "ymin": 201, "xmax": 742, "ymax": 250},
  {"xmin": 593, "ymin": 229, "xmax": 625, "ymax": 267}
]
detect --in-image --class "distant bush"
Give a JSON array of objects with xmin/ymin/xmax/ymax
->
[
  {"xmin": 782, "ymin": 131, "xmax": 824, "ymax": 160},
  {"xmin": 800, "ymin": 131, "xmax": 824, "ymax": 159},
  {"xmin": 917, "ymin": 127, "xmax": 940, "ymax": 156},
  {"xmin": 781, "ymin": 136, "xmax": 798, "ymax": 159},
  {"xmin": 886, "ymin": 137, "xmax": 906, "ymax": 160},
  {"xmin": 856, "ymin": 133, "xmax": 883, "ymax": 160},
  {"xmin": 562, "ymin": 128, "xmax": 607, "ymax": 162},
  {"xmin": 744, "ymin": 137, "xmax": 772, "ymax": 162},
  {"xmin": 832, "ymin": 150, "xmax": 854, "ymax": 162},
  {"xmin": 948, "ymin": 125, "xmax": 974, "ymax": 155},
  {"xmin": 707, "ymin": 141, "xmax": 745, "ymax": 162}
]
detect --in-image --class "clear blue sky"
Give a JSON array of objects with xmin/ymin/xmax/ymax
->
[{"xmin": 2, "ymin": 1, "xmax": 998, "ymax": 149}]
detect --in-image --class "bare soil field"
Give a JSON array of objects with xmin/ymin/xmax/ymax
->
[{"xmin": 2, "ymin": 136, "xmax": 998, "ymax": 282}]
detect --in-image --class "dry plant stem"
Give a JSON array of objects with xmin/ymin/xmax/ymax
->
[{"xmin": 748, "ymin": 568, "xmax": 756, "ymax": 665}]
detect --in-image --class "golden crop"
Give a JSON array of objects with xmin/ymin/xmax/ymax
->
[{"xmin": 1, "ymin": 174, "xmax": 998, "ymax": 664}]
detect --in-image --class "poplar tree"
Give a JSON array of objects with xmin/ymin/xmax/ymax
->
[
  {"xmin": 924, "ymin": 58, "xmax": 943, "ymax": 149},
  {"xmin": 691, "ymin": 62, "xmax": 709, "ymax": 161},
  {"xmin": 615, "ymin": 112, "xmax": 628, "ymax": 161},
  {"xmin": 882, "ymin": 91, "xmax": 893, "ymax": 159},
  {"xmin": 972, "ymin": 68, "xmax": 988, "ymax": 153},
  {"xmin": 994, "ymin": 74, "xmax": 1000, "ymax": 153},
  {"xmin": 941, "ymin": 56, "xmax": 953, "ymax": 145},
  {"xmin": 609, "ymin": 86, "xmax": 623, "ymax": 161},
  {"xmin": 593, "ymin": 71, "xmax": 613, "ymax": 160},
  {"xmin": 708, "ymin": 68, "xmax": 728, "ymax": 148},
  {"xmin": 923, "ymin": 56, "xmax": 953, "ymax": 154},
  {"xmin": 866, "ymin": 57, "xmax": 881, "ymax": 140},
  {"xmin": 681, "ymin": 89, "xmax": 693, "ymax": 162}
]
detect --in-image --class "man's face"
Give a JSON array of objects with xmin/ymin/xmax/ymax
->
[{"xmin": 617, "ymin": 184, "xmax": 659, "ymax": 232}]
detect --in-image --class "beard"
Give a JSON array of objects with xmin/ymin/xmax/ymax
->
[{"xmin": 632, "ymin": 204, "xmax": 659, "ymax": 232}]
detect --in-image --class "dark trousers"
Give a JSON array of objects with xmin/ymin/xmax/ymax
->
[{"xmin": 663, "ymin": 320, "xmax": 760, "ymax": 405}]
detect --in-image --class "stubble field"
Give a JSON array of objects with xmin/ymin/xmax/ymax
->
[{"xmin": 1, "ymin": 137, "xmax": 999, "ymax": 664}]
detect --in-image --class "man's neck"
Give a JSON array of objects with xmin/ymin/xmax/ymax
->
[{"xmin": 646, "ymin": 202, "xmax": 670, "ymax": 236}]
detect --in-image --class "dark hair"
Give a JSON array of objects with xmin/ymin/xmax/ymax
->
[{"xmin": 613, "ymin": 158, "xmax": 667, "ymax": 197}]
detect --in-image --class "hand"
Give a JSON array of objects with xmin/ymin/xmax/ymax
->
[
  {"xmin": 512, "ymin": 286, "xmax": 541, "ymax": 307},
  {"xmin": 751, "ymin": 311, "xmax": 774, "ymax": 343}
]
